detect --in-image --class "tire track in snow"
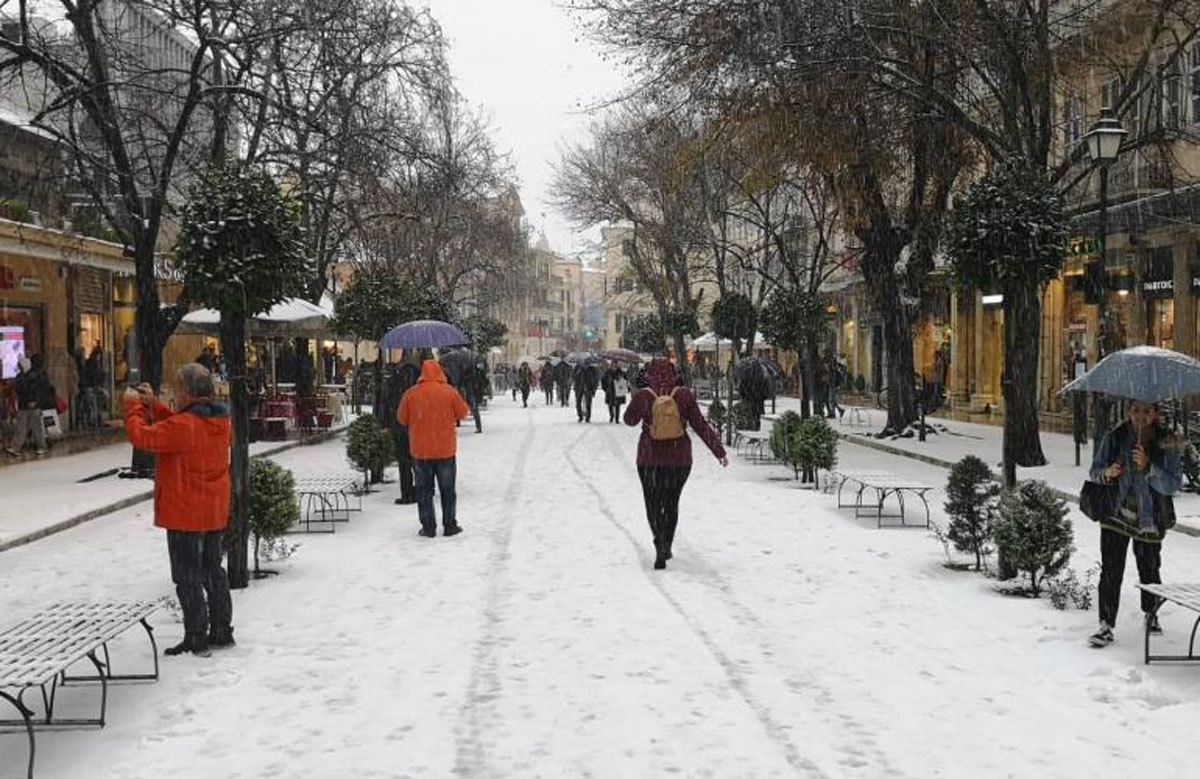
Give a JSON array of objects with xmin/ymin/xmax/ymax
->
[
  {"xmin": 585, "ymin": 425, "xmax": 905, "ymax": 777},
  {"xmin": 562, "ymin": 427, "xmax": 830, "ymax": 778},
  {"xmin": 451, "ymin": 413, "xmax": 539, "ymax": 777}
]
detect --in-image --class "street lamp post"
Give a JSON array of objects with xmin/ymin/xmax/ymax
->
[{"xmin": 1084, "ymin": 109, "xmax": 1127, "ymax": 453}]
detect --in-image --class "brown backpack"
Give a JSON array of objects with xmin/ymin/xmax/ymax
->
[{"xmin": 648, "ymin": 387, "xmax": 686, "ymax": 440}]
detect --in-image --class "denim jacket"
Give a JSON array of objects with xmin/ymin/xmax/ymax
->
[{"xmin": 1088, "ymin": 422, "xmax": 1181, "ymax": 532}]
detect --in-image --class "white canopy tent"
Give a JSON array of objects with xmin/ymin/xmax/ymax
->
[
  {"xmin": 175, "ymin": 298, "xmax": 332, "ymax": 338},
  {"xmin": 691, "ymin": 332, "xmax": 770, "ymax": 353}
]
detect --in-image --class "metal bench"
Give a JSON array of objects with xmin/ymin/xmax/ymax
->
[
  {"xmin": 829, "ymin": 471, "xmax": 933, "ymax": 528},
  {"xmin": 839, "ymin": 407, "xmax": 870, "ymax": 428},
  {"xmin": 292, "ymin": 475, "xmax": 363, "ymax": 533},
  {"xmin": 733, "ymin": 429, "xmax": 776, "ymax": 464},
  {"xmin": 1137, "ymin": 583, "xmax": 1200, "ymax": 665},
  {"xmin": 0, "ymin": 601, "xmax": 160, "ymax": 779}
]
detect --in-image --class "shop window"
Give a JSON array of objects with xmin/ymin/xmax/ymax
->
[
  {"xmin": 1162, "ymin": 53, "xmax": 1182, "ymax": 130},
  {"xmin": 1064, "ymin": 95, "xmax": 1085, "ymax": 149},
  {"xmin": 0, "ymin": 305, "xmax": 44, "ymax": 375},
  {"xmin": 1191, "ymin": 42, "xmax": 1200, "ymax": 123}
]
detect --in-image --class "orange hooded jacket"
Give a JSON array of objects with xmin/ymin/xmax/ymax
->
[
  {"xmin": 124, "ymin": 397, "xmax": 232, "ymax": 533},
  {"xmin": 396, "ymin": 360, "xmax": 470, "ymax": 460}
]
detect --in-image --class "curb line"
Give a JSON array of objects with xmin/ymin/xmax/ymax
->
[{"xmin": 0, "ymin": 428, "xmax": 347, "ymax": 555}]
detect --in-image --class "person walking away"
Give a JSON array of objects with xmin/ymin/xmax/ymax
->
[
  {"xmin": 611, "ymin": 368, "xmax": 629, "ymax": 423},
  {"xmin": 397, "ymin": 360, "xmax": 470, "ymax": 538},
  {"xmin": 381, "ymin": 364, "xmax": 417, "ymax": 505},
  {"xmin": 124, "ymin": 364, "xmax": 234, "ymax": 656},
  {"xmin": 6, "ymin": 356, "xmax": 51, "ymax": 456},
  {"xmin": 601, "ymin": 365, "xmax": 623, "ymax": 423},
  {"xmin": 517, "ymin": 362, "xmax": 533, "ymax": 407},
  {"xmin": 574, "ymin": 362, "xmax": 599, "ymax": 422},
  {"xmin": 1087, "ymin": 400, "xmax": 1182, "ymax": 648},
  {"xmin": 556, "ymin": 360, "xmax": 572, "ymax": 408},
  {"xmin": 540, "ymin": 363, "xmax": 555, "ymax": 406},
  {"xmin": 623, "ymin": 358, "xmax": 728, "ymax": 570},
  {"xmin": 826, "ymin": 351, "xmax": 845, "ymax": 419}
]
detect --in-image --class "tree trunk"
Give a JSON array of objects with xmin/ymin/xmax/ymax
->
[
  {"xmin": 221, "ymin": 312, "xmax": 250, "ymax": 590},
  {"xmin": 373, "ymin": 352, "xmax": 385, "ymax": 417},
  {"xmin": 1001, "ymin": 285, "xmax": 1047, "ymax": 486},
  {"xmin": 858, "ymin": 231, "xmax": 918, "ymax": 435},
  {"xmin": 131, "ymin": 242, "xmax": 164, "ymax": 477},
  {"xmin": 672, "ymin": 330, "xmax": 688, "ymax": 382}
]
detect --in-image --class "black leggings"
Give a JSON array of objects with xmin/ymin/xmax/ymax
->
[
  {"xmin": 1098, "ymin": 527, "xmax": 1162, "ymax": 626},
  {"xmin": 637, "ymin": 466, "xmax": 691, "ymax": 554}
]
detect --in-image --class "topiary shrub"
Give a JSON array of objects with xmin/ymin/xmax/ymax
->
[
  {"xmin": 346, "ymin": 414, "xmax": 394, "ymax": 487},
  {"xmin": 248, "ymin": 459, "xmax": 300, "ymax": 577},
  {"xmin": 771, "ymin": 412, "xmax": 837, "ymax": 483},
  {"xmin": 731, "ymin": 399, "xmax": 759, "ymax": 431},
  {"xmin": 944, "ymin": 455, "xmax": 1000, "ymax": 571},
  {"xmin": 994, "ymin": 481, "xmax": 1073, "ymax": 597},
  {"xmin": 707, "ymin": 397, "xmax": 727, "ymax": 435}
]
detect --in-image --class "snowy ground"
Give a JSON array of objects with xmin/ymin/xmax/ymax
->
[{"xmin": 2, "ymin": 397, "xmax": 1199, "ymax": 778}]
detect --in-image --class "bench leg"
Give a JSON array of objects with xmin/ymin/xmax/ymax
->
[
  {"xmin": 64, "ymin": 620, "xmax": 160, "ymax": 684},
  {"xmin": 0, "ymin": 689, "xmax": 34, "ymax": 779}
]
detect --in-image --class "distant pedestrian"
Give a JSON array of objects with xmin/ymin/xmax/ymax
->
[
  {"xmin": 556, "ymin": 361, "xmax": 572, "ymax": 408},
  {"xmin": 1087, "ymin": 401, "xmax": 1182, "ymax": 648},
  {"xmin": 623, "ymin": 358, "xmax": 728, "ymax": 570},
  {"xmin": 123, "ymin": 364, "xmax": 234, "ymax": 656},
  {"xmin": 540, "ymin": 363, "xmax": 555, "ymax": 406},
  {"xmin": 573, "ymin": 362, "xmax": 599, "ymax": 423},
  {"xmin": 517, "ymin": 362, "xmax": 533, "ymax": 407},
  {"xmin": 601, "ymin": 365, "xmax": 628, "ymax": 423},
  {"xmin": 396, "ymin": 360, "xmax": 470, "ymax": 538},
  {"xmin": 6, "ymin": 356, "xmax": 52, "ymax": 457}
]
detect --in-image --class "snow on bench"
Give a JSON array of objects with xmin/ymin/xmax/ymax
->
[
  {"xmin": 1137, "ymin": 583, "xmax": 1200, "ymax": 665},
  {"xmin": 830, "ymin": 471, "xmax": 934, "ymax": 528},
  {"xmin": 0, "ymin": 601, "xmax": 160, "ymax": 779},
  {"xmin": 293, "ymin": 474, "xmax": 363, "ymax": 533}
]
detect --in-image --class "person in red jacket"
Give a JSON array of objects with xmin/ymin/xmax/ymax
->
[
  {"xmin": 624, "ymin": 358, "xmax": 727, "ymax": 570},
  {"xmin": 397, "ymin": 359, "xmax": 470, "ymax": 538},
  {"xmin": 125, "ymin": 363, "xmax": 233, "ymax": 656}
]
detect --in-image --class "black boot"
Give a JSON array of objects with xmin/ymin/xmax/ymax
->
[
  {"xmin": 165, "ymin": 633, "xmax": 211, "ymax": 657},
  {"xmin": 653, "ymin": 553, "xmax": 667, "ymax": 570},
  {"xmin": 208, "ymin": 627, "xmax": 236, "ymax": 649}
]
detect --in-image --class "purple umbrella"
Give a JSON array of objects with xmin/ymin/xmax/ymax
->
[
  {"xmin": 379, "ymin": 320, "xmax": 470, "ymax": 350},
  {"xmin": 600, "ymin": 348, "xmax": 642, "ymax": 364}
]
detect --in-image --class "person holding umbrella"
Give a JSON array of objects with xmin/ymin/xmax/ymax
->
[
  {"xmin": 1087, "ymin": 401, "xmax": 1182, "ymax": 648},
  {"xmin": 396, "ymin": 359, "xmax": 470, "ymax": 538},
  {"xmin": 623, "ymin": 358, "xmax": 728, "ymax": 570}
]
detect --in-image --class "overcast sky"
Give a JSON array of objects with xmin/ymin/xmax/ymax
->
[{"xmin": 419, "ymin": 0, "xmax": 626, "ymax": 259}]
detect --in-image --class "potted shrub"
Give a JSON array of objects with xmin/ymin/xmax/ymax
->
[
  {"xmin": 346, "ymin": 415, "xmax": 394, "ymax": 488},
  {"xmin": 994, "ymin": 481, "xmax": 1073, "ymax": 596},
  {"xmin": 943, "ymin": 455, "xmax": 1000, "ymax": 571},
  {"xmin": 247, "ymin": 459, "xmax": 300, "ymax": 577},
  {"xmin": 707, "ymin": 397, "xmax": 728, "ymax": 436},
  {"xmin": 771, "ymin": 412, "xmax": 837, "ymax": 485},
  {"xmin": 731, "ymin": 399, "xmax": 759, "ymax": 431}
]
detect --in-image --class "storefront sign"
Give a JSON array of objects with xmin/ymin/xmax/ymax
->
[
  {"xmin": 18, "ymin": 277, "xmax": 41, "ymax": 292},
  {"xmin": 1143, "ymin": 248, "xmax": 1174, "ymax": 299}
]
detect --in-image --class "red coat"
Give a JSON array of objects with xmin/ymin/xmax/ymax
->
[
  {"xmin": 124, "ymin": 397, "xmax": 231, "ymax": 532},
  {"xmin": 623, "ymin": 359, "xmax": 726, "ymax": 468},
  {"xmin": 396, "ymin": 360, "xmax": 470, "ymax": 460}
]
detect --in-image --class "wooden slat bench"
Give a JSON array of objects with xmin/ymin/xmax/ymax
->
[
  {"xmin": 0, "ymin": 601, "xmax": 160, "ymax": 779},
  {"xmin": 292, "ymin": 475, "xmax": 362, "ymax": 533},
  {"xmin": 829, "ymin": 471, "xmax": 934, "ymax": 528},
  {"xmin": 1137, "ymin": 583, "xmax": 1200, "ymax": 665}
]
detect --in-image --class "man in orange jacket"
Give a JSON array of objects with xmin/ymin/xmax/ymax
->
[
  {"xmin": 397, "ymin": 359, "xmax": 470, "ymax": 537},
  {"xmin": 125, "ymin": 363, "xmax": 233, "ymax": 657}
]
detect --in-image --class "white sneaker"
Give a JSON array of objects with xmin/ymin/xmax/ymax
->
[{"xmin": 1088, "ymin": 623, "xmax": 1114, "ymax": 648}]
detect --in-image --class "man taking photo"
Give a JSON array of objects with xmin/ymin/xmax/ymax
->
[{"xmin": 124, "ymin": 363, "xmax": 234, "ymax": 657}]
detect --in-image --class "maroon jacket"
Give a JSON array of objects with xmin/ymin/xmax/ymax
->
[{"xmin": 623, "ymin": 359, "xmax": 726, "ymax": 468}]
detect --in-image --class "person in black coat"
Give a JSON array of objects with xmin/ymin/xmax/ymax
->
[
  {"xmin": 382, "ymin": 361, "xmax": 420, "ymax": 504},
  {"xmin": 601, "ymin": 365, "xmax": 628, "ymax": 423},
  {"xmin": 517, "ymin": 362, "xmax": 533, "ymax": 407},
  {"xmin": 539, "ymin": 362, "xmax": 555, "ymax": 405},
  {"xmin": 573, "ymin": 362, "xmax": 599, "ymax": 423},
  {"xmin": 555, "ymin": 360, "xmax": 572, "ymax": 407},
  {"xmin": 6, "ymin": 355, "xmax": 52, "ymax": 456}
]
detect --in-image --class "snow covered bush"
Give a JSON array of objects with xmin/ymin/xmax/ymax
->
[
  {"xmin": 944, "ymin": 455, "xmax": 1000, "ymax": 571},
  {"xmin": 1045, "ymin": 568, "xmax": 1094, "ymax": 611},
  {"xmin": 346, "ymin": 415, "xmax": 394, "ymax": 486},
  {"xmin": 731, "ymin": 399, "xmax": 759, "ymax": 431},
  {"xmin": 771, "ymin": 412, "xmax": 837, "ymax": 482},
  {"xmin": 248, "ymin": 459, "xmax": 300, "ymax": 577},
  {"xmin": 994, "ymin": 481, "xmax": 1073, "ymax": 597}
]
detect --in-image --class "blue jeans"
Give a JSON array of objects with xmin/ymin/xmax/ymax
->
[{"xmin": 414, "ymin": 457, "xmax": 458, "ymax": 532}]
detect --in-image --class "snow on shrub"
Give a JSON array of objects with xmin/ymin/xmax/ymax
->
[
  {"xmin": 248, "ymin": 459, "xmax": 300, "ymax": 577},
  {"xmin": 346, "ymin": 415, "xmax": 394, "ymax": 485},
  {"xmin": 1045, "ymin": 567, "xmax": 1095, "ymax": 611},
  {"xmin": 707, "ymin": 397, "xmax": 727, "ymax": 436},
  {"xmin": 994, "ymin": 481, "xmax": 1073, "ymax": 597},
  {"xmin": 943, "ymin": 455, "xmax": 1000, "ymax": 571},
  {"xmin": 731, "ymin": 399, "xmax": 759, "ymax": 431},
  {"xmin": 770, "ymin": 412, "xmax": 837, "ymax": 482}
]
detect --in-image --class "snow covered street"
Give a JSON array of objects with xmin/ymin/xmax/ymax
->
[{"xmin": 3, "ymin": 397, "xmax": 1200, "ymax": 778}]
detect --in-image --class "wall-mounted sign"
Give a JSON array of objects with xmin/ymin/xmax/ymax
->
[{"xmin": 18, "ymin": 277, "xmax": 41, "ymax": 292}]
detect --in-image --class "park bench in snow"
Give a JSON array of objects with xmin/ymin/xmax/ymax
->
[
  {"xmin": 293, "ymin": 474, "xmax": 362, "ymax": 532},
  {"xmin": 829, "ymin": 471, "xmax": 933, "ymax": 528},
  {"xmin": 1137, "ymin": 583, "xmax": 1200, "ymax": 665},
  {"xmin": 0, "ymin": 601, "xmax": 160, "ymax": 779}
]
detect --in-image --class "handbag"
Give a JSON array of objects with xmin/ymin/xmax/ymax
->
[
  {"xmin": 614, "ymin": 378, "xmax": 630, "ymax": 398},
  {"xmin": 1079, "ymin": 479, "xmax": 1117, "ymax": 522}
]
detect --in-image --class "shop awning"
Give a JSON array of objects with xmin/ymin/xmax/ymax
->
[
  {"xmin": 175, "ymin": 298, "xmax": 333, "ymax": 338},
  {"xmin": 691, "ymin": 332, "xmax": 771, "ymax": 352}
]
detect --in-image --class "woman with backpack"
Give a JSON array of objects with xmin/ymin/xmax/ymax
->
[{"xmin": 623, "ymin": 358, "xmax": 728, "ymax": 570}]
